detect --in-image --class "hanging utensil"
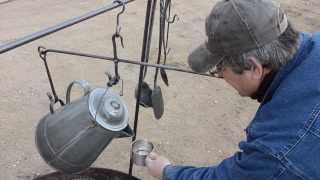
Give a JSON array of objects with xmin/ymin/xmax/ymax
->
[
  {"xmin": 159, "ymin": 0, "xmax": 178, "ymax": 86},
  {"xmin": 151, "ymin": 85, "xmax": 164, "ymax": 119},
  {"xmin": 135, "ymin": 0, "xmax": 157, "ymax": 108},
  {"xmin": 158, "ymin": 0, "xmax": 169, "ymax": 86},
  {"xmin": 142, "ymin": 0, "xmax": 157, "ymax": 79},
  {"xmin": 135, "ymin": 81, "xmax": 153, "ymax": 107},
  {"xmin": 135, "ymin": 0, "xmax": 176, "ymax": 119},
  {"xmin": 148, "ymin": 0, "xmax": 168, "ymax": 119},
  {"xmin": 159, "ymin": 68, "xmax": 169, "ymax": 86}
]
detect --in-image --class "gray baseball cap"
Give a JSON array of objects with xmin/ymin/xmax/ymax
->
[{"xmin": 188, "ymin": 0, "xmax": 288, "ymax": 73}]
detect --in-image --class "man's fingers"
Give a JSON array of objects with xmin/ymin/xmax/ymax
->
[
  {"xmin": 148, "ymin": 152, "xmax": 157, "ymax": 160},
  {"xmin": 145, "ymin": 152, "xmax": 157, "ymax": 167},
  {"xmin": 145, "ymin": 156, "xmax": 151, "ymax": 167}
]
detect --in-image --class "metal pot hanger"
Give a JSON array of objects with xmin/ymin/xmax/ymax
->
[{"xmin": 106, "ymin": 0, "xmax": 126, "ymax": 96}]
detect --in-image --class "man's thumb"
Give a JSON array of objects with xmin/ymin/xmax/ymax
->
[
  {"xmin": 145, "ymin": 152, "xmax": 157, "ymax": 167},
  {"xmin": 148, "ymin": 152, "xmax": 157, "ymax": 160}
]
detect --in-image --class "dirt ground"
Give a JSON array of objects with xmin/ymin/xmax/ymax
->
[{"xmin": 0, "ymin": 0, "xmax": 319, "ymax": 179}]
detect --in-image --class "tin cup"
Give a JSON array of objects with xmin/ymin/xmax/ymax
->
[{"xmin": 132, "ymin": 139, "xmax": 154, "ymax": 166}]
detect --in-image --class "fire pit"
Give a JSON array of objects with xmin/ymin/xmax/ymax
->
[{"xmin": 33, "ymin": 168, "xmax": 140, "ymax": 180}]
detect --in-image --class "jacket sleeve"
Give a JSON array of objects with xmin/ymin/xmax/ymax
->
[{"xmin": 163, "ymin": 142, "xmax": 279, "ymax": 180}]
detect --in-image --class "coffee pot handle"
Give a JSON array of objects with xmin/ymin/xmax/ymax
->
[{"xmin": 66, "ymin": 80, "xmax": 92, "ymax": 104}]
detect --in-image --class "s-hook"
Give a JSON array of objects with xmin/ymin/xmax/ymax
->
[
  {"xmin": 114, "ymin": 0, "xmax": 126, "ymax": 38},
  {"xmin": 107, "ymin": 0, "xmax": 126, "ymax": 95},
  {"xmin": 107, "ymin": 33, "xmax": 124, "ymax": 87}
]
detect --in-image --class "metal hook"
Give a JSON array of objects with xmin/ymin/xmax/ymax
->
[
  {"xmin": 107, "ymin": 33, "xmax": 124, "ymax": 87},
  {"xmin": 113, "ymin": 0, "xmax": 126, "ymax": 35},
  {"xmin": 105, "ymin": 68, "xmax": 124, "ymax": 96},
  {"xmin": 112, "ymin": 33, "xmax": 125, "ymax": 61},
  {"xmin": 107, "ymin": 1, "xmax": 126, "ymax": 88},
  {"xmin": 38, "ymin": 46, "xmax": 65, "ymax": 107},
  {"xmin": 166, "ymin": 14, "xmax": 179, "ymax": 24},
  {"xmin": 38, "ymin": 46, "xmax": 47, "ymax": 60}
]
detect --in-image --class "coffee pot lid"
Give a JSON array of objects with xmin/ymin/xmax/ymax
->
[{"xmin": 88, "ymin": 88, "xmax": 129, "ymax": 131}]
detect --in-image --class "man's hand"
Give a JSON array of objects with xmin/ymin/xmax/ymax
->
[{"xmin": 146, "ymin": 152, "xmax": 171, "ymax": 180}]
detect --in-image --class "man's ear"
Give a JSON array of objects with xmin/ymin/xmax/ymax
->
[{"xmin": 247, "ymin": 56, "xmax": 264, "ymax": 80}]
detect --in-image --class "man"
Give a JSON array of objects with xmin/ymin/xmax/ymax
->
[{"xmin": 146, "ymin": 0, "xmax": 320, "ymax": 179}]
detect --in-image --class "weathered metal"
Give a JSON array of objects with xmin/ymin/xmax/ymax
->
[
  {"xmin": 129, "ymin": 0, "xmax": 157, "ymax": 176},
  {"xmin": 35, "ymin": 80, "xmax": 134, "ymax": 174},
  {"xmin": 33, "ymin": 167, "xmax": 140, "ymax": 180},
  {"xmin": 132, "ymin": 139, "xmax": 154, "ymax": 166},
  {"xmin": 39, "ymin": 48, "xmax": 213, "ymax": 78},
  {"xmin": 0, "ymin": 0, "xmax": 135, "ymax": 54}
]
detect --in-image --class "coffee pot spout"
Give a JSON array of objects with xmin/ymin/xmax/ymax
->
[{"xmin": 118, "ymin": 125, "xmax": 134, "ymax": 138}]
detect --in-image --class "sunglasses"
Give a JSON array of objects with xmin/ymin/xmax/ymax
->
[{"xmin": 208, "ymin": 57, "xmax": 225, "ymax": 78}]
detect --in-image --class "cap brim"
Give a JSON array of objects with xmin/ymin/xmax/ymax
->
[{"xmin": 188, "ymin": 43, "xmax": 220, "ymax": 73}]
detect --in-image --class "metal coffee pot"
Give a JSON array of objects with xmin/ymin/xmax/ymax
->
[{"xmin": 35, "ymin": 80, "xmax": 134, "ymax": 174}]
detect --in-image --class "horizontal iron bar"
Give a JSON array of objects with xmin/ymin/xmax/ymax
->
[
  {"xmin": 0, "ymin": 0, "xmax": 135, "ymax": 54},
  {"xmin": 43, "ymin": 48, "xmax": 213, "ymax": 78}
]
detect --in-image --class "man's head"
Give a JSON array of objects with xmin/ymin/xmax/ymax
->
[{"xmin": 188, "ymin": 0, "xmax": 300, "ymax": 97}]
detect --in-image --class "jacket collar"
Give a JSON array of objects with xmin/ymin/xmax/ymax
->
[
  {"xmin": 251, "ymin": 70, "xmax": 278, "ymax": 103},
  {"xmin": 261, "ymin": 33, "xmax": 314, "ymax": 104}
]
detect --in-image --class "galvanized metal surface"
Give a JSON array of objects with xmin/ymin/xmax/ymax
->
[
  {"xmin": 132, "ymin": 140, "xmax": 154, "ymax": 166},
  {"xmin": 36, "ymin": 86, "xmax": 133, "ymax": 174},
  {"xmin": 88, "ymin": 88, "xmax": 129, "ymax": 131}
]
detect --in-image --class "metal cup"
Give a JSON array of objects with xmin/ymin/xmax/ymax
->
[{"xmin": 132, "ymin": 139, "xmax": 154, "ymax": 166}]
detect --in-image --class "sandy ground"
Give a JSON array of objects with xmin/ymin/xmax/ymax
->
[{"xmin": 0, "ymin": 0, "xmax": 319, "ymax": 179}]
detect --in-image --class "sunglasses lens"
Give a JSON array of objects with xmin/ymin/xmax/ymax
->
[
  {"xmin": 209, "ymin": 67, "xmax": 223, "ymax": 78},
  {"xmin": 214, "ymin": 72, "xmax": 223, "ymax": 78}
]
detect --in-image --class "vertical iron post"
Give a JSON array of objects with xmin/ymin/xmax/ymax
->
[{"xmin": 129, "ymin": 0, "xmax": 157, "ymax": 177}]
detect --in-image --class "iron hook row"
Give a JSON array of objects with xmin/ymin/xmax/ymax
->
[{"xmin": 113, "ymin": 0, "xmax": 126, "ymax": 36}]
